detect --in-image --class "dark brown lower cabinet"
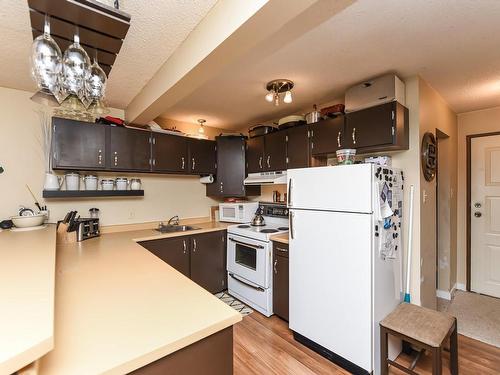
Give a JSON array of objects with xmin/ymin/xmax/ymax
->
[
  {"xmin": 273, "ymin": 241, "xmax": 289, "ymax": 321},
  {"xmin": 139, "ymin": 236, "xmax": 190, "ymax": 277},
  {"xmin": 129, "ymin": 326, "xmax": 233, "ymax": 375},
  {"xmin": 190, "ymin": 231, "xmax": 227, "ymax": 294},
  {"xmin": 139, "ymin": 230, "xmax": 227, "ymax": 294}
]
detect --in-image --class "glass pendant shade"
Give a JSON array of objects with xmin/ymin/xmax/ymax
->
[
  {"xmin": 61, "ymin": 35, "xmax": 90, "ymax": 100},
  {"xmin": 30, "ymin": 19, "xmax": 62, "ymax": 104},
  {"xmin": 87, "ymin": 59, "xmax": 107, "ymax": 100}
]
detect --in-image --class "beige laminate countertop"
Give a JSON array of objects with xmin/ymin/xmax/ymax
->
[
  {"xmin": 270, "ymin": 233, "xmax": 289, "ymax": 245},
  {"xmin": 0, "ymin": 226, "xmax": 56, "ymax": 375},
  {"xmin": 37, "ymin": 220, "xmax": 240, "ymax": 375}
]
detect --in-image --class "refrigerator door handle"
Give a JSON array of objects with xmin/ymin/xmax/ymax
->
[
  {"xmin": 288, "ymin": 178, "xmax": 293, "ymax": 206},
  {"xmin": 290, "ymin": 211, "xmax": 295, "ymax": 239}
]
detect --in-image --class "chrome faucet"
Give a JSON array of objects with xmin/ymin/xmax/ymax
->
[{"xmin": 167, "ymin": 215, "xmax": 180, "ymax": 226}]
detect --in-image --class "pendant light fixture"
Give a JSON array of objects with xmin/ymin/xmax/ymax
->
[
  {"xmin": 29, "ymin": 15, "xmax": 62, "ymax": 107},
  {"xmin": 264, "ymin": 79, "xmax": 294, "ymax": 106},
  {"xmin": 197, "ymin": 119, "xmax": 206, "ymax": 134}
]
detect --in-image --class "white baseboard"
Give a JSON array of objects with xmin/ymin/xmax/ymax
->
[
  {"xmin": 456, "ymin": 283, "xmax": 466, "ymax": 291},
  {"xmin": 437, "ymin": 289, "xmax": 452, "ymax": 300},
  {"xmin": 436, "ymin": 283, "xmax": 458, "ymax": 300}
]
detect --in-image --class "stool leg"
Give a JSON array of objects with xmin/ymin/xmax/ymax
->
[
  {"xmin": 432, "ymin": 347, "xmax": 442, "ymax": 375},
  {"xmin": 380, "ymin": 326, "xmax": 389, "ymax": 375},
  {"xmin": 450, "ymin": 319, "xmax": 459, "ymax": 375}
]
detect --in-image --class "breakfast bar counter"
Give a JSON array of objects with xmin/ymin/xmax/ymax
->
[
  {"xmin": 0, "ymin": 225, "xmax": 56, "ymax": 375},
  {"xmin": 36, "ymin": 220, "xmax": 240, "ymax": 374}
]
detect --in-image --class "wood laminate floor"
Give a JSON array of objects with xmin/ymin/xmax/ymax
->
[{"xmin": 234, "ymin": 312, "xmax": 500, "ymax": 375}]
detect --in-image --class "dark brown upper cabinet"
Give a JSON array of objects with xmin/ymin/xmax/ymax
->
[
  {"xmin": 285, "ymin": 125, "xmax": 310, "ymax": 169},
  {"xmin": 139, "ymin": 236, "xmax": 190, "ymax": 278},
  {"xmin": 264, "ymin": 131, "xmax": 287, "ymax": 171},
  {"xmin": 52, "ymin": 117, "xmax": 107, "ymax": 171},
  {"xmin": 188, "ymin": 138, "xmax": 216, "ymax": 175},
  {"xmin": 345, "ymin": 101, "xmax": 409, "ymax": 153},
  {"xmin": 108, "ymin": 126, "xmax": 151, "ymax": 171},
  {"xmin": 152, "ymin": 132, "xmax": 188, "ymax": 173},
  {"xmin": 247, "ymin": 133, "xmax": 287, "ymax": 173},
  {"xmin": 310, "ymin": 116, "xmax": 345, "ymax": 156},
  {"xmin": 190, "ymin": 231, "xmax": 227, "ymax": 294},
  {"xmin": 246, "ymin": 136, "xmax": 265, "ymax": 173},
  {"xmin": 206, "ymin": 136, "xmax": 260, "ymax": 198}
]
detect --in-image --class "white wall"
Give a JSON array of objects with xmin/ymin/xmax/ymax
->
[
  {"xmin": 457, "ymin": 106, "xmax": 500, "ymax": 287},
  {"xmin": 0, "ymin": 87, "xmax": 219, "ymax": 226}
]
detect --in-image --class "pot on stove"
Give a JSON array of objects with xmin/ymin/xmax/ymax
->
[{"xmin": 251, "ymin": 207, "xmax": 265, "ymax": 226}]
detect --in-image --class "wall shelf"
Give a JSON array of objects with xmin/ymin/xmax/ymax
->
[{"xmin": 42, "ymin": 190, "xmax": 144, "ymax": 198}]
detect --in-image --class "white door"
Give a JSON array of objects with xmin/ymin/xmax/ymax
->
[
  {"xmin": 289, "ymin": 208, "xmax": 373, "ymax": 372},
  {"xmin": 471, "ymin": 135, "xmax": 500, "ymax": 298},
  {"xmin": 287, "ymin": 164, "xmax": 373, "ymax": 213}
]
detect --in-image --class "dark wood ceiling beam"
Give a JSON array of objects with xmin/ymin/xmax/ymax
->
[
  {"xmin": 28, "ymin": 0, "xmax": 130, "ymax": 39},
  {"xmin": 30, "ymin": 9, "xmax": 123, "ymax": 54}
]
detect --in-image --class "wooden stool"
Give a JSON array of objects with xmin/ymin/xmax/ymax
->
[{"xmin": 380, "ymin": 303, "xmax": 458, "ymax": 375}]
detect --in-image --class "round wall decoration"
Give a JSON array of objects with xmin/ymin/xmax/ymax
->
[{"xmin": 421, "ymin": 132, "xmax": 437, "ymax": 181}]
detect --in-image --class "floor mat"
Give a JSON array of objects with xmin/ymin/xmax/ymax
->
[
  {"xmin": 215, "ymin": 291, "xmax": 253, "ymax": 316},
  {"xmin": 438, "ymin": 290, "xmax": 500, "ymax": 348}
]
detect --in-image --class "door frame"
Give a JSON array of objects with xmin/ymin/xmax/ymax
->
[
  {"xmin": 435, "ymin": 129, "xmax": 449, "ymax": 291},
  {"xmin": 466, "ymin": 131, "xmax": 500, "ymax": 291}
]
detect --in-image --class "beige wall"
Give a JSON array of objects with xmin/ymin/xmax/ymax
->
[
  {"xmin": 456, "ymin": 106, "xmax": 500, "ymax": 287},
  {"xmin": 0, "ymin": 87, "xmax": 220, "ymax": 226},
  {"xmin": 418, "ymin": 79, "xmax": 458, "ymax": 307}
]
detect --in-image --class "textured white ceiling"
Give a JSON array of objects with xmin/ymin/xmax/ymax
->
[
  {"xmin": 161, "ymin": 0, "xmax": 500, "ymax": 130},
  {"xmin": 0, "ymin": 0, "xmax": 218, "ymax": 109}
]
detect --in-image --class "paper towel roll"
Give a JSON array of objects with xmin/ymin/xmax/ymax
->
[{"xmin": 199, "ymin": 175, "xmax": 214, "ymax": 184}]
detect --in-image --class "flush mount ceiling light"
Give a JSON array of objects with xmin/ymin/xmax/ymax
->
[
  {"xmin": 197, "ymin": 119, "xmax": 206, "ymax": 134},
  {"xmin": 265, "ymin": 79, "xmax": 294, "ymax": 106}
]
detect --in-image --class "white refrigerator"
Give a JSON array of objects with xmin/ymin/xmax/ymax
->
[{"xmin": 287, "ymin": 164, "xmax": 403, "ymax": 375}]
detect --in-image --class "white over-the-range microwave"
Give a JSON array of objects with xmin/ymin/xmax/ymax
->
[{"xmin": 219, "ymin": 202, "xmax": 259, "ymax": 223}]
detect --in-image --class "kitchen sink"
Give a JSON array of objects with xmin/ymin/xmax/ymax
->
[{"xmin": 155, "ymin": 225, "xmax": 201, "ymax": 233}]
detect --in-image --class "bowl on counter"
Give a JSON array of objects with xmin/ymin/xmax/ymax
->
[{"xmin": 10, "ymin": 214, "xmax": 46, "ymax": 228}]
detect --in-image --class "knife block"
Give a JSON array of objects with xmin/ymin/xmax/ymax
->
[{"xmin": 57, "ymin": 222, "xmax": 77, "ymax": 244}]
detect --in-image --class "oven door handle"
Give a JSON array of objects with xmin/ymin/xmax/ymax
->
[
  {"xmin": 228, "ymin": 237, "xmax": 264, "ymax": 249},
  {"xmin": 228, "ymin": 273, "xmax": 265, "ymax": 292}
]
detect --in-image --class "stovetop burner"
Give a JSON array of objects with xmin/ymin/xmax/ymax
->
[
  {"xmin": 260, "ymin": 229, "xmax": 278, "ymax": 233},
  {"xmin": 278, "ymin": 227, "xmax": 289, "ymax": 230},
  {"xmin": 237, "ymin": 225, "xmax": 251, "ymax": 228},
  {"xmin": 251, "ymin": 224, "xmax": 266, "ymax": 227}
]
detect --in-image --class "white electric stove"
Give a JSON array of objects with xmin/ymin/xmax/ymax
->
[{"xmin": 226, "ymin": 202, "xmax": 289, "ymax": 317}]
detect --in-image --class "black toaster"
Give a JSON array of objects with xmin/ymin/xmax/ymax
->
[{"xmin": 76, "ymin": 218, "xmax": 100, "ymax": 241}]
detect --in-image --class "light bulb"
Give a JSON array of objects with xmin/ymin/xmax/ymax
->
[
  {"xmin": 265, "ymin": 91, "xmax": 274, "ymax": 102},
  {"xmin": 283, "ymin": 90, "xmax": 292, "ymax": 104}
]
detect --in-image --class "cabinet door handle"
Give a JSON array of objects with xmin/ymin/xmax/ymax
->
[
  {"xmin": 114, "ymin": 151, "xmax": 118, "ymax": 166},
  {"xmin": 181, "ymin": 157, "xmax": 185, "ymax": 169},
  {"xmin": 259, "ymin": 156, "xmax": 263, "ymax": 169},
  {"xmin": 267, "ymin": 155, "xmax": 270, "ymax": 168},
  {"xmin": 352, "ymin": 128, "xmax": 356, "ymax": 145},
  {"xmin": 274, "ymin": 259, "xmax": 278, "ymax": 274},
  {"xmin": 183, "ymin": 239, "xmax": 187, "ymax": 254},
  {"xmin": 98, "ymin": 149, "xmax": 102, "ymax": 165},
  {"xmin": 193, "ymin": 238, "xmax": 197, "ymax": 252},
  {"xmin": 337, "ymin": 131, "xmax": 342, "ymax": 148},
  {"xmin": 192, "ymin": 158, "xmax": 195, "ymax": 170},
  {"xmin": 276, "ymin": 247, "xmax": 288, "ymax": 253}
]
